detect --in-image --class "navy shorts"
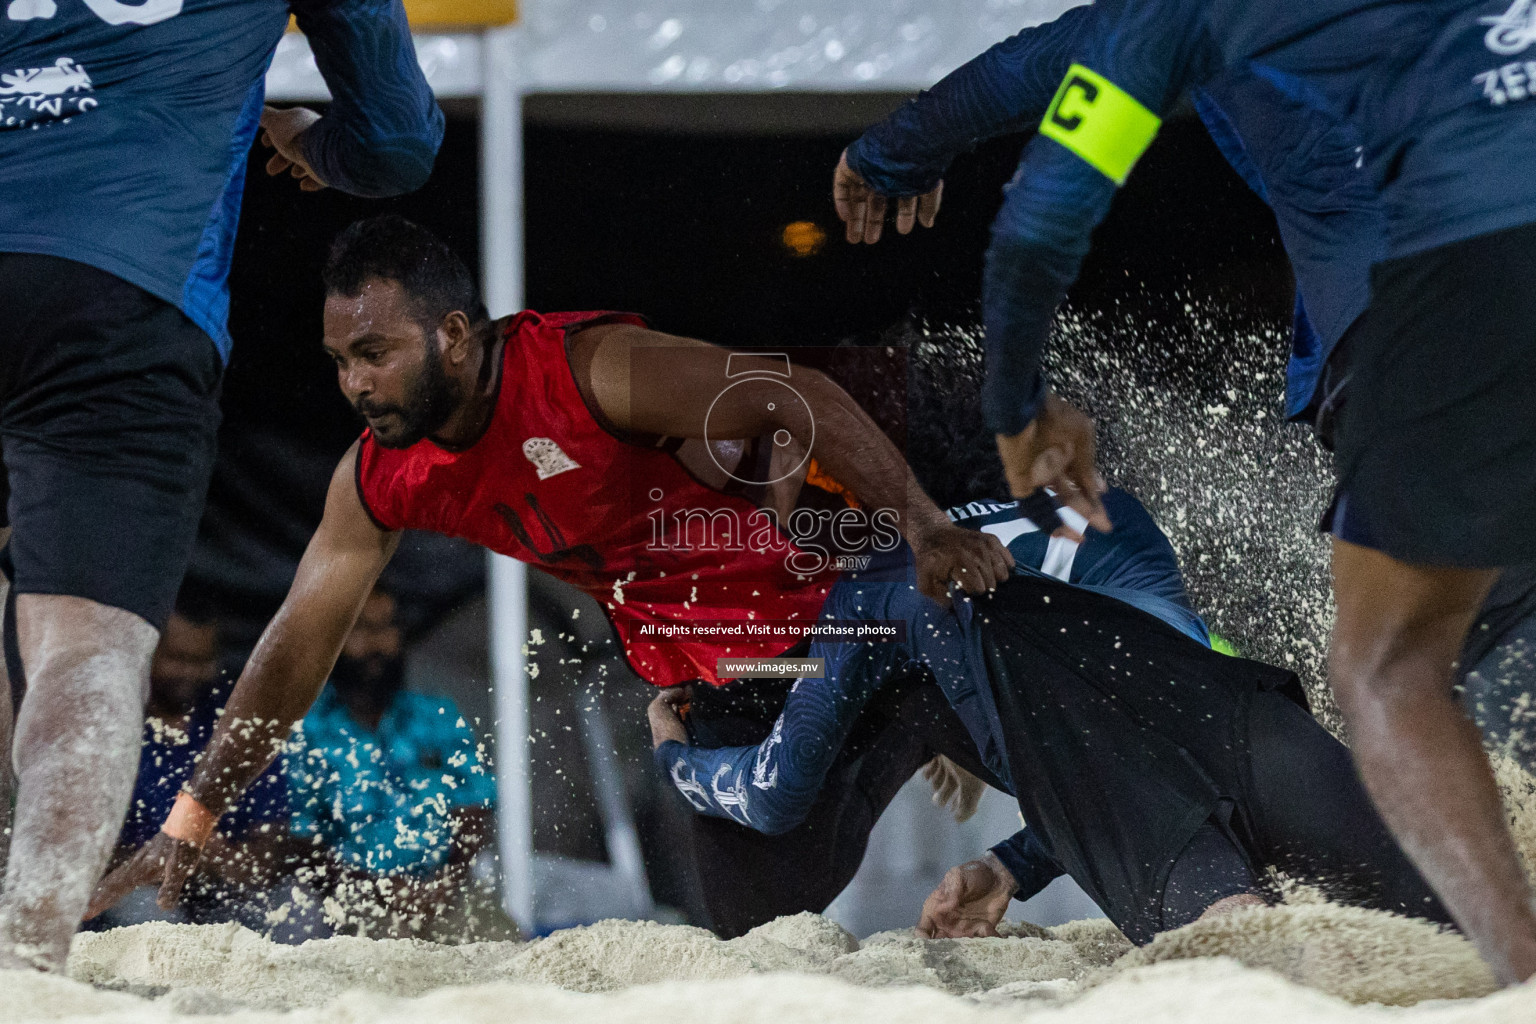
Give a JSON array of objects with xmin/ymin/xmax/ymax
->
[
  {"xmin": 1321, "ymin": 222, "xmax": 1536, "ymax": 567},
  {"xmin": 0, "ymin": 252, "xmax": 222, "ymax": 631}
]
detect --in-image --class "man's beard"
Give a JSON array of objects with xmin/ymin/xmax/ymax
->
[
  {"xmin": 330, "ymin": 652, "xmax": 406, "ymax": 719},
  {"xmin": 356, "ymin": 340, "xmax": 460, "ymax": 449}
]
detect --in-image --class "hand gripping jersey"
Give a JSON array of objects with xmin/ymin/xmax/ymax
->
[{"xmin": 355, "ymin": 311, "xmax": 838, "ymax": 687}]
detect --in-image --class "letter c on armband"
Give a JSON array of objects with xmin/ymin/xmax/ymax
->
[{"xmin": 1040, "ymin": 64, "xmax": 1162, "ymax": 186}]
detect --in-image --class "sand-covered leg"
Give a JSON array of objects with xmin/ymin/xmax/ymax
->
[
  {"xmin": 0, "ymin": 571, "xmax": 12, "ymax": 880},
  {"xmin": 0, "ymin": 594, "xmax": 155, "ymax": 972},
  {"xmin": 1328, "ymin": 539, "xmax": 1536, "ymax": 985}
]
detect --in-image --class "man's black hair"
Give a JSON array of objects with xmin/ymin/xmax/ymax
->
[{"xmin": 323, "ymin": 215, "xmax": 490, "ymax": 331}]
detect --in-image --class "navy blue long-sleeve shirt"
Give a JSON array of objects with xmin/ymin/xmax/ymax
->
[
  {"xmin": 858, "ymin": 0, "xmax": 1536, "ymax": 433},
  {"xmin": 0, "ymin": 0, "xmax": 444, "ymax": 359},
  {"xmin": 846, "ymin": 6, "xmax": 1383, "ymax": 424},
  {"xmin": 657, "ymin": 488, "xmax": 1209, "ymax": 836},
  {"xmin": 990, "ymin": 825, "xmax": 1064, "ymax": 903}
]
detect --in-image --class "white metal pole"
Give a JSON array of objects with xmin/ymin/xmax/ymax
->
[{"xmin": 480, "ymin": 22, "xmax": 534, "ymax": 935}]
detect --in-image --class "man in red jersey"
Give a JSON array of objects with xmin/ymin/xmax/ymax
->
[{"xmin": 88, "ymin": 215, "xmax": 1012, "ymax": 922}]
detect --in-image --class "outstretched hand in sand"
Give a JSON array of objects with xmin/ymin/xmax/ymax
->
[
  {"xmin": 86, "ymin": 830, "xmax": 203, "ymax": 920},
  {"xmin": 917, "ymin": 852, "xmax": 1018, "ymax": 939}
]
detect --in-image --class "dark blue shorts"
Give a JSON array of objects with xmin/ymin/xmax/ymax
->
[
  {"xmin": 0, "ymin": 252, "xmax": 222, "ymax": 632},
  {"xmin": 1322, "ymin": 221, "xmax": 1536, "ymax": 567}
]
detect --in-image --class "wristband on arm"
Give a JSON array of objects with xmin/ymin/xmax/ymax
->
[
  {"xmin": 162, "ymin": 791, "xmax": 217, "ymax": 848},
  {"xmin": 1040, "ymin": 64, "xmax": 1162, "ymax": 186}
]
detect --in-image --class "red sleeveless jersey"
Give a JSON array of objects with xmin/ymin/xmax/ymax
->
[{"xmin": 356, "ymin": 310, "xmax": 838, "ymax": 687}]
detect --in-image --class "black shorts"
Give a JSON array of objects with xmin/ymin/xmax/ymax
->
[
  {"xmin": 1323, "ymin": 221, "xmax": 1536, "ymax": 567},
  {"xmin": 1159, "ymin": 820, "xmax": 1258, "ymax": 931},
  {"xmin": 976, "ymin": 574, "xmax": 1448, "ymax": 941},
  {"xmin": 0, "ymin": 252, "xmax": 222, "ymax": 630}
]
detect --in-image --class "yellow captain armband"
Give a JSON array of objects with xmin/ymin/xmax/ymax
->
[{"xmin": 1039, "ymin": 64, "xmax": 1162, "ymax": 186}]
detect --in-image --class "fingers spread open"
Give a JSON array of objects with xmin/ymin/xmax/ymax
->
[
  {"xmin": 840, "ymin": 197, "xmax": 866, "ymax": 244},
  {"xmin": 1064, "ymin": 438, "xmax": 1112, "ymax": 532},
  {"xmin": 84, "ymin": 860, "xmax": 142, "ymax": 921}
]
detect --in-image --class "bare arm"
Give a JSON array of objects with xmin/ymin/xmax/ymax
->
[
  {"xmin": 187, "ymin": 444, "xmax": 399, "ymax": 815},
  {"xmin": 576, "ymin": 324, "xmax": 1012, "ymax": 598},
  {"xmin": 87, "ymin": 444, "xmax": 399, "ymax": 917}
]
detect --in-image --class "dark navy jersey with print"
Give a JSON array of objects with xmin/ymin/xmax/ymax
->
[
  {"xmin": 845, "ymin": 5, "xmax": 1382, "ymax": 423},
  {"xmin": 0, "ymin": 0, "xmax": 443, "ymax": 358},
  {"xmin": 976, "ymin": 0, "xmax": 1536, "ymax": 432},
  {"xmin": 945, "ymin": 487, "xmax": 1209, "ymax": 644}
]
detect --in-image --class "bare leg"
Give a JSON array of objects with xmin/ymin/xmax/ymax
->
[
  {"xmin": 1329, "ymin": 539, "xmax": 1536, "ymax": 985},
  {"xmin": 0, "ymin": 594, "xmax": 155, "ymax": 971},
  {"xmin": 0, "ymin": 526, "xmax": 15, "ymax": 878},
  {"xmin": 0, "ymin": 585, "xmax": 12, "ymax": 879}
]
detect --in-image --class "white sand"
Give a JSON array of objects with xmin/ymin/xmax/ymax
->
[
  {"xmin": 22, "ymin": 753, "xmax": 1536, "ymax": 1023},
  {"xmin": 2, "ymin": 899, "xmax": 1527, "ymax": 1024}
]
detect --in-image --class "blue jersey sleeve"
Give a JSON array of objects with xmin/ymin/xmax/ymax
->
[
  {"xmin": 291, "ymin": 0, "xmax": 445, "ymax": 197},
  {"xmin": 989, "ymin": 826, "xmax": 1064, "ymax": 902},
  {"xmin": 1193, "ymin": 66, "xmax": 1383, "ymax": 417},
  {"xmin": 845, "ymin": 4, "xmax": 1098, "ymax": 197},
  {"xmin": 982, "ymin": 0, "xmax": 1216, "ymax": 434},
  {"xmin": 656, "ymin": 638, "xmax": 902, "ymax": 836},
  {"xmin": 1191, "ymin": 88, "xmax": 1268, "ymax": 201}
]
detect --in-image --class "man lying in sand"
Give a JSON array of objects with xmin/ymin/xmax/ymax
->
[
  {"xmin": 86, "ymin": 214, "xmax": 1014, "ymax": 924},
  {"xmin": 650, "ymin": 488, "xmax": 1454, "ymax": 945}
]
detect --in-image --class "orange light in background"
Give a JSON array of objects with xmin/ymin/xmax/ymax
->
[
  {"xmin": 780, "ymin": 221, "xmax": 827, "ymax": 258},
  {"xmin": 287, "ymin": 0, "xmax": 517, "ymax": 30}
]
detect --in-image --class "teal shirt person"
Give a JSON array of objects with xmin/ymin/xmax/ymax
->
[{"xmin": 288, "ymin": 685, "xmax": 495, "ymax": 876}]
